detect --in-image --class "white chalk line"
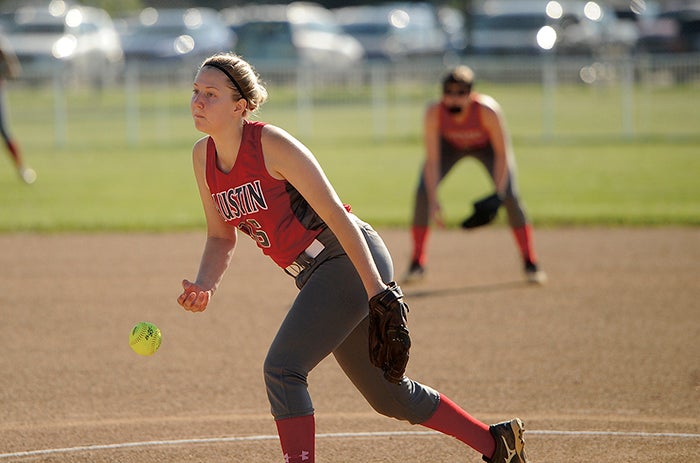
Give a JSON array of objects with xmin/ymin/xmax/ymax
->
[{"xmin": 1, "ymin": 429, "xmax": 698, "ymax": 459}]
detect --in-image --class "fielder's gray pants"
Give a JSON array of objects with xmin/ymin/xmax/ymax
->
[
  {"xmin": 412, "ymin": 141, "xmax": 528, "ymax": 228},
  {"xmin": 264, "ymin": 216, "xmax": 439, "ymax": 423}
]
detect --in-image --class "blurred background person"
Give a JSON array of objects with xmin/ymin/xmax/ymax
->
[
  {"xmin": 0, "ymin": 34, "xmax": 35, "ymax": 184},
  {"xmin": 405, "ymin": 65, "xmax": 545, "ymax": 284}
]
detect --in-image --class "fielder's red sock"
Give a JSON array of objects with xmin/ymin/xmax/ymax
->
[
  {"xmin": 275, "ymin": 414, "xmax": 315, "ymax": 463},
  {"xmin": 5, "ymin": 139, "xmax": 22, "ymax": 167},
  {"xmin": 421, "ymin": 394, "xmax": 495, "ymax": 458},
  {"xmin": 512, "ymin": 224, "xmax": 537, "ymax": 265},
  {"xmin": 411, "ymin": 226, "xmax": 430, "ymax": 265}
]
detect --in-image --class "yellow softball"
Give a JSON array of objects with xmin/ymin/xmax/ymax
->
[{"xmin": 129, "ymin": 322, "xmax": 162, "ymax": 356}]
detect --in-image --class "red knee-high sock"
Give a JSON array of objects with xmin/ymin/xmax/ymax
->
[
  {"xmin": 512, "ymin": 224, "xmax": 537, "ymax": 265},
  {"xmin": 411, "ymin": 226, "xmax": 430, "ymax": 265},
  {"xmin": 421, "ymin": 394, "xmax": 495, "ymax": 458},
  {"xmin": 275, "ymin": 414, "xmax": 315, "ymax": 463},
  {"xmin": 5, "ymin": 139, "xmax": 22, "ymax": 167}
]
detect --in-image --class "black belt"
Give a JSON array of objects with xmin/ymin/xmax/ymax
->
[{"xmin": 284, "ymin": 239, "xmax": 325, "ymax": 278}]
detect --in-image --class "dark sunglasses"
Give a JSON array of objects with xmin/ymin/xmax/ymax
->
[{"xmin": 443, "ymin": 88, "xmax": 469, "ymax": 96}]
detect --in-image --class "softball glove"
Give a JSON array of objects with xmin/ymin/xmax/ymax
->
[
  {"xmin": 368, "ymin": 281, "xmax": 411, "ymax": 384},
  {"xmin": 461, "ymin": 192, "xmax": 503, "ymax": 229}
]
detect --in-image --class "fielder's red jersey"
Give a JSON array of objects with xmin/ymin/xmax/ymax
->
[
  {"xmin": 205, "ymin": 120, "xmax": 325, "ymax": 268},
  {"xmin": 439, "ymin": 93, "xmax": 491, "ymax": 151}
]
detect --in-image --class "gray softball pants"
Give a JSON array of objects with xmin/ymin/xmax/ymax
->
[
  {"xmin": 263, "ymin": 216, "xmax": 440, "ymax": 423},
  {"xmin": 412, "ymin": 142, "xmax": 528, "ymax": 228}
]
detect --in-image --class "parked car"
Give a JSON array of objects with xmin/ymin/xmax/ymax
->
[
  {"xmin": 2, "ymin": 4, "xmax": 123, "ymax": 85},
  {"xmin": 117, "ymin": 7, "xmax": 234, "ymax": 71},
  {"xmin": 611, "ymin": 0, "xmax": 661, "ymax": 50},
  {"xmin": 333, "ymin": 2, "xmax": 449, "ymax": 61},
  {"xmin": 221, "ymin": 2, "xmax": 364, "ymax": 69},
  {"xmin": 635, "ymin": 1, "xmax": 700, "ymax": 53},
  {"xmin": 468, "ymin": 0, "xmax": 636, "ymax": 55},
  {"xmin": 437, "ymin": 5, "xmax": 468, "ymax": 54}
]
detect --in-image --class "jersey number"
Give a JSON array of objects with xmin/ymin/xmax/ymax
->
[{"xmin": 238, "ymin": 219, "xmax": 270, "ymax": 248}]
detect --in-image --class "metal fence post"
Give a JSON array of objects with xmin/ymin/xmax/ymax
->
[
  {"xmin": 125, "ymin": 63, "xmax": 140, "ymax": 148},
  {"xmin": 542, "ymin": 53, "xmax": 556, "ymax": 140},
  {"xmin": 370, "ymin": 63, "xmax": 388, "ymax": 141},
  {"xmin": 52, "ymin": 70, "xmax": 66, "ymax": 148},
  {"xmin": 621, "ymin": 56, "xmax": 635, "ymax": 139},
  {"xmin": 296, "ymin": 63, "xmax": 313, "ymax": 139}
]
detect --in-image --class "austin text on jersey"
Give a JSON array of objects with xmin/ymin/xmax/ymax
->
[{"xmin": 212, "ymin": 179, "xmax": 268, "ymax": 221}]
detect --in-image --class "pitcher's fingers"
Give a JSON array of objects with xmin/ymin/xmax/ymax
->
[
  {"xmin": 177, "ymin": 291, "xmax": 190, "ymax": 306},
  {"xmin": 194, "ymin": 291, "xmax": 210, "ymax": 311},
  {"xmin": 182, "ymin": 291, "xmax": 208, "ymax": 312},
  {"xmin": 182, "ymin": 291, "xmax": 200, "ymax": 310}
]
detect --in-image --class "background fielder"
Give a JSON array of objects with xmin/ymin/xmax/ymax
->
[
  {"xmin": 405, "ymin": 65, "xmax": 546, "ymax": 284},
  {"xmin": 0, "ymin": 34, "xmax": 35, "ymax": 184}
]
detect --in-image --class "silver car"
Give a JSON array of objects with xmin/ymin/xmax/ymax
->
[
  {"xmin": 468, "ymin": 0, "xmax": 636, "ymax": 55},
  {"xmin": 2, "ymin": 3, "xmax": 123, "ymax": 85},
  {"xmin": 334, "ymin": 2, "xmax": 449, "ymax": 61}
]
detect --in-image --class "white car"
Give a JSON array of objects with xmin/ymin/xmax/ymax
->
[
  {"xmin": 3, "ymin": 3, "xmax": 123, "ymax": 85},
  {"xmin": 469, "ymin": 0, "xmax": 636, "ymax": 55},
  {"xmin": 334, "ymin": 2, "xmax": 449, "ymax": 61}
]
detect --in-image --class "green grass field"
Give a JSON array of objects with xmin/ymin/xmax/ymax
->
[{"xmin": 0, "ymin": 81, "xmax": 698, "ymax": 232}]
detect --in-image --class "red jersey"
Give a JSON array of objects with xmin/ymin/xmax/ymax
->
[
  {"xmin": 439, "ymin": 93, "xmax": 491, "ymax": 151},
  {"xmin": 205, "ymin": 120, "xmax": 325, "ymax": 268}
]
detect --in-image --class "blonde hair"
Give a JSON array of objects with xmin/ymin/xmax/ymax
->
[
  {"xmin": 442, "ymin": 65, "xmax": 475, "ymax": 93},
  {"xmin": 200, "ymin": 53, "xmax": 268, "ymax": 113}
]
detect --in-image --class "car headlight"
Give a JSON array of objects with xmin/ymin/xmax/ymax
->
[
  {"xmin": 537, "ymin": 26, "xmax": 557, "ymax": 50},
  {"xmin": 174, "ymin": 35, "xmax": 195, "ymax": 55},
  {"xmin": 53, "ymin": 34, "xmax": 78, "ymax": 59}
]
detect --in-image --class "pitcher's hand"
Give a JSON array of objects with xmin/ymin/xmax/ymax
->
[{"xmin": 177, "ymin": 279, "xmax": 211, "ymax": 312}]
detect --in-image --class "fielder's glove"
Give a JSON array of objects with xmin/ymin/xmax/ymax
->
[
  {"xmin": 368, "ymin": 281, "xmax": 411, "ymax": 384},
  {"xmin": 461, "ymin": 192, "xmax": 503, "ymax": 229}
]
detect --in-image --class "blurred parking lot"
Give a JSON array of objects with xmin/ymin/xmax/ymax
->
[
  {"xmin": 0, "ymin": 1, "xmax": 123, "ymax": 86},
  {"xmin": 0, "ymin": 0, "xmax": 697, "ymax": 147},
  {"xmin": 221, "ymin": 3, "xmax": 364, "ymax": 70},
  {"xmin": 117, "ymin": 6, "xmax": 235, "ymax": 75},
  {"xmin": 0, "ymin": 0, "xmax": 697, "ymax": 87}
]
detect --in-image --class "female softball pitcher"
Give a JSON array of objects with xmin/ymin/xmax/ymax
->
[{"xmin": 178, "ymin": 52, "xmax": 530, "ymax": 463}]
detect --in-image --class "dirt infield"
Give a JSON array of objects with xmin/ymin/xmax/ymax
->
[{"xmin": 1, "ymin": 227, "xmax": 698, "ymax": 462}]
